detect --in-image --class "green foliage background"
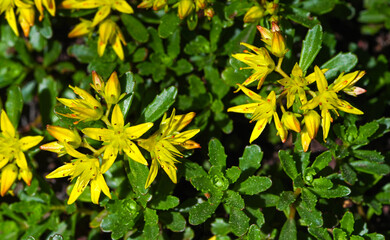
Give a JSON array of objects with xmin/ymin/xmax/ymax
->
[{"xmin": 1, "ymin": 0, "xmax": 390, "ymax": 239}]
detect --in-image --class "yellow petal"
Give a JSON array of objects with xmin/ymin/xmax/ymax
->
[
  {"xmin": 67, "ymin": 177, "xmax": 87, "ymax": 204},
  {"xmin": 90, "ymin": 178, "xmax": 101, "ymax": 204},
  {"xmin": 125, "ymin": 122, "xmax": 154, "ymax": 139},
  {"xmin": 227, "ymin": 103, "xmax": 258, "ymax": 114},
  {"xmin": 1, "ymin": 110, "xmax": 16, "ymax": 138},
  {"xmin": 43, "ymin": 0, "xmax": 56, "ymax": 16},
  {"xmin": 123, "ymin": 140, "xmax": 148, "ymax": 165},
  {"xmin": 19, "ymin": 167, "xmax": 33, "ymax": 186},
  {"xmin": 335, "ymin": 99, "xmax": 363, "ymax": 115},
  {"xmin": 82, "ymin": 128, "xmax": 113, "ymax": 142},
  {"xmin": 46, "ymin": 163, "xmax": 75, "ymax": 178},
  {"xmin": 301, "ymin": 127, "xmax": 312, "ymax": 152},
  {"xmin": 111, "ymin": 104, "xmax": 124, "ymax": 128},
  {"xmin": 92, "ymin": 5, "xmax": 111, "ymax": 26},
  {"xmin": 112, "ymin": 34, "xmax": 124, "ymax": 60},
  {"xmin": 180, "ymin": 140, "xmax": 201, "ymax": 150},
  {"xmin": 178, "ymin": 0, "xmax": 194, "ymax": 19},
  {"xmin": 306, "ymin": 68, "xmax": 328, "ymax": 84},
  {"xmin": 273, "ymin": 112, "xmax": 287, "ymax": 143},
  {"xmin": 5, "ymin": 7, "xmax": 19, "ymax": 36},
  {"xmin": 0, "ymin": 154, "xmax": 10, "ymax": 169},
  {"xmin": 1, "ymin": 164, "xmax": 18, "ymax": 196},
  {"xmin": 15, "ymin": 151, "xmax": 28, "ymax": 169},
  {"xmin": 250, "ymin": 118, "xmax": 268, "ymax": 143},
  {"xmin": 39, "ymin": 141, "xmax": 66, "ymax": 156},
  {"xmin": 304, "ymin": 110, "xmax": 320, "ymax": 139},
  {"xmin": 145, "ymin": 157, "xmax": 158, "ymax": 188},
  {"xmin": 169, "ymin": 129, "xmax": 200, "ymax": 144},
  {"xmin": 97, "ymin": 173, "xmax": 111, "ymax": 199},
  {"xmin": 68, "ymin": 19, "xmax": 93, "ymax": 38},
  {"xmin": 161, "ymin": 160, "xmax": 177, "ymax": 184},
  {"xmin": 113, "ymin": 0, "xmax": 134, "ymax": 14},
  {"xmin": 19, "ymin": 136, "xmax": 44, "ymax": 151},
  {"xmin": 314, "ymin": 66, "xmax": 328, "ymax": 93},
  {"xmin": 34, "ymin": 0, "xmax": 44, "ymax": 20},
  {"xmin": 321, "ymin": 109, "xmax": 332, "ymax": 141},
  {"xmin": 243, "ymin": 5, "xmax": 265, "ymax": 23},
  {"xmin": 47, "ymin": 125, "xmax": 81, "ymax": 145},
  {"xmin": 101, "ymin": 144, "xmax": 118, "ymax": 173},
  {"xmin": 281, "ymin": 112, "xmax": 301, "ymax": 133},
  {"xmin": 63, "ymin": 142, "xmax": 86, "ymax": 159},
  {"xmin": 235, "ymin": 84, "xmax": 263, "ymax": 102}
]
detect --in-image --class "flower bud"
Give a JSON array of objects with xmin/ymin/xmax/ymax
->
[
  {"xmin": 195, "ymin": 0, "xmax": 206, "ymax": 10},
  {"xmin": 46, "ymin": 125, "xmax": 82, "ymax": 147},
  {"xmin": 204, "ymin": 7, "xmax": 214, "ymax": 20},
  {"xmin": 281, "ymin": 111, "xmax": 301, "ymax": 133},
  {"xmin": 153, "ymin": 0, "xmax": 167, "ymax": 11},
  {"xmin": 271, "ymin": 22, "xmax": 287, "ymax": 58},
  {"xmin": 243, "ymin": 5, "xmax": 265, "ymax": 23},
  {"xmin": 137, "ymin": 0, "xmax": 153, "ymax": 8},
  {"xmin": 303, "ymin": 110, "xmax": 320, "ymax": 139},
  {"xmin": 257, "ymin": 25, "xmax": 272, "ymax": 46},
  {"xmin": 274, "ymin": 113, "xmax": 288, "ymax": 143},
  {"xmin": 301, "ymin": 127, "xmax": 312, "ymax": 152},
  {"xmin": 91, "ymin": 71, "xmax": 105, "ymax": 94},
  {"xmin": 178, "ymin": 0, "xmax": 195, "ymax": 19},
  {"xmin": 68, "ymin": 19, "xmax": 93, "ymax": 38},
  {"xmin": 104, "ymin": 71, "xmax": 123, "ymax": 105},
  {"xmin": 265, "ymin": 2, "xmax": 278, "ymax": 15}
]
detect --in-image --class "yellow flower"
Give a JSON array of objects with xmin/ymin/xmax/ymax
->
[
  {"xmin": 61, "ymin": 0, "xmax": 133, "ymax": 26},
  {"xmin": 0, "ymin": 0, "xmax": 35, "ymax": 37},
  {"xmin": 57, "ymin": 85, "xmax": 104, "ymax": 124},
  {"xmin": 301, "ymin": 66, "xmax": 364, "ymax": 141},
  {"xmin": 278, "ymin": 63, "xmax": 328, "ymax": 108},
  {"xmin": 257, "ymin": 22, "xmax": 288, "ymax": 58},
  {"xmin": 138, "ymin": 109, "xmax": 200, "ymax": 188},
  {"xmin": 178, "ymin": 0, "xmax": 194, "ymax": 19},
  {"xmin": 98, "ymin": 19, "xmax": 127, "ymax": 61},
  {"xmin": 34, "ymin": 0, "xmax": 56, "ymax": 21},
  {"xmin": 243, "ymin": 5, "xmax": 265, "ymax": 23},
  {"xmin": 90, "ymin": 71, "xmax": 126, "ymax": 107},
  {"xmin": 0, "ymin": 110, "xmax": 43, "ymax": 196},
  {"xmin": 227, "ymin": 84, "xmax": 287, "ymax": 143},
  {"xmin": 232, "ymin": 43, "xmax": 275, "ymax": 90},
  {"xmin": 40, "ymin": 125, "xmax": 81, "ymax": 156},
  {"xmin": 46, "ymin": 143, "xmax": 111, "ymax": 204},
  {"xmin": 330, "ymin": 70, "xmax": 366, "ymax": 97},
  {"xmin": 68, "ymin": 18, "xmax": 93, "ymax": 38},
  {"xmin": 82, "ymin": 104, "xmax": 153, "ymax": 173}
]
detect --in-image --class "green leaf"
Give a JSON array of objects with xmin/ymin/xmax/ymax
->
[
  {"xmin": 353, "ymin": 150, "xmax": 384, "ymax": 163},
  {"xmin": 126, "ymin": 156, "xmax": 149, "ymax": 196},
  {"xmin": 223, "ymin": 23, "xmax": 257, "ymax": 56},
  {"xmin": 280, "ymin": 219, "xmax": 297, "ymax": 240},
  {"xmin": 340, "ymin": 212, "xmax": 354, "ymax": 236},
  {"xmin": 239, "ymin": 145, "xmax": 263, "ymax": 176},
  {"xmin": 299, "ymin": 24, "xmax": 323, "ymax": 73},
  {"xmin": 277, "ymin": 191, "xmax": 296, "ymax": 212},
  {"xmin": 224, "ymin": 190, "xmax": 245, "ymax": 209},
  {"xmin": 310, "ymin": 185, "xmax": 351, "ymax": 199},
  {"xmin": 143, "ymin": 208, "xmax": 159, "ymax": 239},
  {"xmin": 5, "ymin": 85, "xmax": 23, "ymax": 128},
  {"xmin": 211, "ymin": 218, "xmax": 231, "ymax": 236},
  {"xmin": 286, "ymin": 7, "xmax": 320, "ymax": 28},
  {"xmin": 184, "ymin": 36, "xmax": 210, "ymax": 55},
  {"xmin": 101, "ymin": 198, "xmax": 140, "ymax": 240},
  {"xmin": 29, "ymin": 26, "xmax": 47, "ymax": 51},
  {"xmin": 311, "ymin": 151, "xmax": 332, "ymax": 173},
  {"xmin": 121, "ymin": 14, "xmax": 149, "ymax": 43},
  {"xmin": 312, "ymin": 177, "xmax": 333, "ymax": 189},
  {"xmin": 0, "ymin": 58, "xmax": 25, "ymax": 88},
  {"xmin": 167, "ymin": 29, "xmax": 181, "ymax": 59},
  {"xmin": 308, "ymin": 227, "xmax": 332, "ymax": 240},
  {"xmin": 237, "ymin": 176, "xmax": 272, "ymax": 195},
  {"xmin": 149, "ymin": 195, "xmax": 179, "ymax": 210},
  {"xmin": 279, "ymin": 150, "xmax": 299, "ymax": 180},
  {"xmin": 189, "ymin": 201, "xmax": 218, "ymax": 225},
  {"xmin": 229, "ymin": 207, "xmax": 250, "ymax": 236},
  {"xmin": 140, "ymin": 86, "xmax": 177, "ymax": 123},
  {"xmin": 350, "ymin": 236, "xmax": 365, "ymax": 240},
  {"xmin": 350, "ymin": 161, "xmax": 390, "ymax": 175},
  {"xmin": 208, "ymin": 138, "xmax": 227, "ymax": 170},
  {"xmin": 183, "ymin": 160, "xmax": 208, "ymax": 180},
  {"xmin": 158, "ymin": 12, "xmax": 181, "ymax": 39},
  {"xmin": 354, "ymin": 121, "xmax": 380, "ymax": 145},
  {"xmin": 226, "ymin": 166, "xmax": 241, "ymax": 184},
  {"xmin": 365, "ymin": 233, "xmax": 385, "ymax": 240},
  {"xmin": 301, "ymin": 0, "xmax": 337, "ymax": 15},
  {"xmin": 321, "ymin": 52, "xmax": 358, "ymax": 79},
  {"xmin": 333, "ymin": 228, "xmax": 348, "ymax": 240},
  {"xmin": 43, "ymin": 40, "xmax": 62, "ymax": 67},
  {"xmin": 296, "ymin": 200, "xmax": 323, "ymax": 227},
  {"xmin": 118, "ymin": 72, "xmax": 136, "ymax": 119},
  {"xmin": 67, "ymin": 44, "xmax": 97, "ymax": 63},
  {"xmin": 247, "ymin": 225, "xmax": 262, "ymax": 240},
  {"xmin": 160, "ymin": 212, "xmax": 186, "ymax": 232},
  {"xmin": 38, "ymin": 76, "xmax": 58, "ymax": 125},
  {"xmin": 341, "ymin": 163, "xmax": 358, "ymax": 185},
  {"xmin": 170, "ymin": 59, "xmax": 193, "ymax": 76},
  {"xmin": 210, "ymin": 16, "xmax": 222, "ymax": 52},
  {"xmin": 204, "ymin": 65, "xmax": 229, "ymax": 99}
]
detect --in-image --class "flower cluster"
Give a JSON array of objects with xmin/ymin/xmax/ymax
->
[
  {"xmin": 137, "ymin": 0, "xmax": 214, "ymax": 20},
  {"xmin": 228, "ymin": 22, "xmax": 365, "ymax": 151},
  {"xmin": 62, "ymin": 0, "xmax": 132, "ymax": 60},
  {"xmin": 243, "ymin": 0, "xmax": 279, "ymax": 23},
  {"xmin": 40, "ymin": 71, "xmax": 200, "ymax": 204},
  {"xmin": 0, "ymin": 110, "xmax": 43, "ymax": 196},
  {"xmin": 0, "ymin": 0, "xmax": 55, "ymax": 37}
]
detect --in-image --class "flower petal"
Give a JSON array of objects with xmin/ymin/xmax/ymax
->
[
  {"xmin": 67, "ymin": 177, "xmax": 87, "ymax": 204},
  {"xmin": 97, "ymin": 173, "xmax": 111, "ymax": 199},
  {"xmin": 111, "ymin": 104, "xmax": 124, "ymax": 128},
  {"xmin": 19, "ymin": 167, "xmax": 33, "ymax": 186},
  {"xmin": 46, "ymin": 163, "xmax": 75, "ymax": 178},
  {"xmin": 1, "ymin": 164, "xmax": 18, "ymax": 196},
  {"xmin": 314, "ymin": 66, "xmax": 328, "ymax": 93},
  {"xmin": 125, "ymin": 122, "xmax": 154, "ymax": 139},
  {"xmin": 101, "ymin": 144, "xmax": 118, "ymax": 173},
  {"xmin": 82, "ymin": 128, "xmax": 113, "ymax": 142},
  {"xmin": 227, "ymin": 103, "xmax": 258, "ymax": 114},
  {"xmin": 90, "ymin": 178, "xmax": 101, "ymax": 204},
  {"xmin": 5, "ymin": 7, "xmax": 19, "ymax": 36},
  {"xmin": 123, "ymin": 140, "xmax": 148, "ymax": 165},
  {"xmin": 15, "ymin": 151, "xmax": 28, "ymax": 169},
  {"xmin": 92, "ymin": 5, "xmax": 111, "ymax": 26},
  {"xmin": 169, "ymin": 129, "xmax": 200, "ymax": 144},
  {"xmin": 19, "ymin": 136, "xmax": 44, "ymax": 151},
  {"xmin": 113, "ymin": 0, "xmax": 134, "ymax": 14},
  {"xmin": 1, "ymin": 110, "xmax": 16, "ymax": 138},
  {"xmin": 250, "ymin": 118, "xmax": 268, "ymax": 143},
  {"xmin": 321, "ymin": 109, "xmax": 332, "ymax": 141},
  {"xmin": 145, "ymin": 157, "xmax": 158, "ymax": 188}
]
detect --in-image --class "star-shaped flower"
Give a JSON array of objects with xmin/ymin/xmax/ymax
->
[
  {"xmin": 0, "ymin": 110, "xmax": 43, "ymax": 196},
  {"xmin": 82, "ymin": 104, "xmax": 153, "ymax": 173},
  {"xmin": 138, "ymin": 109, "xmax": 200, "ymax": 188}
]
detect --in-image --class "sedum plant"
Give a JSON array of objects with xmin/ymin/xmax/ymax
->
[{"xmin": 0, "ymin": 0, "xmax": 389, "ymax": 239}]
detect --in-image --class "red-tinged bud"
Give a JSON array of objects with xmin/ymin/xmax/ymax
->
[
  {"xmin": 257, "ymin": 25, "xmax": 272, "ymax": 46},
  {"xmin": 204, "ymin": 7, "xmax": 214, "ymax": 20},
  {"xmin": 281, "ymin": 111, "xmax": 301, "ymax": 133},
  {"xmin": 243, "ymin": 5, "xmax": 265, "ymax": 23},
  {"xmin": 91, "ymin": 71, "xmax": 105, "ymax": 94}
]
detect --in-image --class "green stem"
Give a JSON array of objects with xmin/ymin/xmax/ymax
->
[
  {"xmin": 81, "ymin": 139, "xmax": 97, "ymax": 154},
  {"xmin": 275, "ymin": 57, "xmax": 290, "ymax": 79}
]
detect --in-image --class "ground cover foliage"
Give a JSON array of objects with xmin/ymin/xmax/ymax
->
[{"xmin": 0, "ymin": 0, "xmax": 390, "ymax": 239}]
